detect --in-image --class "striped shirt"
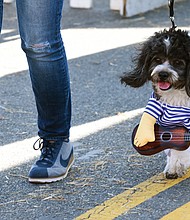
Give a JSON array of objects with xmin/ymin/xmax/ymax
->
[{"xmin": 144, "ymin": 92, "xmax": 190, "ymax": 130}]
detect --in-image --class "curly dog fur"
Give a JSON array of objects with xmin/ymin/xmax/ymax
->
[{"xmin": 121, "ymin": 29, "xmax": 190, "ymax": 179}]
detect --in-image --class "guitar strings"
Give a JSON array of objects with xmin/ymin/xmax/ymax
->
[
  {"xmin": 151, "ymin": 134, "xmax": 190, "ymax": 142},
  {"xmin": 145, "ymin": 132, "xmax": 190, "ymax": 142}
]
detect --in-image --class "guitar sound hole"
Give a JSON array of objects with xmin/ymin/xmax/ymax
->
[{"xmin": 161, "ymin": 132, "xmax": 172, "ymax": 142}]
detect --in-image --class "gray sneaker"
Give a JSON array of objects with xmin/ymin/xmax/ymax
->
[{"xmin": 28, "ymin": 139, "xmax": 74, "ymax": 183}]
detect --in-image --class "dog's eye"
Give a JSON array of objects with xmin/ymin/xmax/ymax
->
[
  {"xmin": 172, "ymin": 59, "xmax": 186, "ymax": 68},
  {"xmin": 154, "ymin": 57, "xmax": 162, "ymax": 64}
]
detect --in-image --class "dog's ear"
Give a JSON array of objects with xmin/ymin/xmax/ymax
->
[
  {"xmin": 185, "ymin": 63, "xmax": 190, "ymax": 97},
  {"xmin": 120, "ymin": 43, "xmax": 151, "ymax": 88},
  {"xmin": 182, "ymin": 31, "xmax": 190, "ymax": 97}
]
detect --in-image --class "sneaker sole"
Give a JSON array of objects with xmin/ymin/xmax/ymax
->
[{"xmin": 28, "ymin": 155, "xmax": 74, "ymax": 184}]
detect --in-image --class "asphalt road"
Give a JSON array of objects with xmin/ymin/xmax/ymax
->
[{"xmin": 1, "ymin": 0, "xmax": 190, "ymax": 219}]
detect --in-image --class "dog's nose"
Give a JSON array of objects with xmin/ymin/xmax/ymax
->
[{"xmin": 158, "ymin": 72, "xmax": 169, "ymax": 80}]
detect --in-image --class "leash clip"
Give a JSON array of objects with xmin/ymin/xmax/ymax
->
[{"xmin": 168, "ymin": 0, "xmax": 177, "ymax": 31}]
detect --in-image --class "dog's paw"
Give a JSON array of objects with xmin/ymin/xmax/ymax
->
[
  {"xmin": 165, "ymin": 172, "xmax": 178, "ymax": 179},
  {"xmin": 175, "ymin": 163, "xmax": 186, "ymax": 178},
  {"xmin": 164, "ymin": 161, "xmax": 186, "ymax": 179},
  {"xmin": 164, "ymin": 149, "xmax": 190, "ymax": 179}
]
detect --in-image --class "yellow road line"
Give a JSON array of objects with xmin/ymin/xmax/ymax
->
[
  {"xmin": 75, "ymin": 171, "xmax": 190, "ymax": 220},
  {"xmin": 160, "ymin": 201, "xmax": 190, "ymax": 220}
]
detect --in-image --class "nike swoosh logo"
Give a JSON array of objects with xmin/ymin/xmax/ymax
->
[{"xmin": 60, "ymin": 148, "xmax": 73, "ymax": 167}]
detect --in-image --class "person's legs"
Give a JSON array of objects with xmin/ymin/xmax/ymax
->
[
  {"xmin": 16, "ymin": 0, "xmax": 74, "ymax": 183},
  {"xmin": 0, "ymin": 0, "xmax": 3, "ymax": 32},
  {"xmin": 16, "ymin": 0, "xmax": 71, "ymax": 140}
]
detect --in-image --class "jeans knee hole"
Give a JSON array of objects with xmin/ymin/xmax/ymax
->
[
  {"xmin": 24, "ymin": 41, "xmax": 51, "ymax": 52},
  {"xmin": 31, "ymin": 42, "xmax": 50, "ymax": 49}
]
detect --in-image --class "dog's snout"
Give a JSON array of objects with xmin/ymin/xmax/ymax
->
[{"xmin": 159, "ymin": 72, "xmax": 169, "ymax": 80}]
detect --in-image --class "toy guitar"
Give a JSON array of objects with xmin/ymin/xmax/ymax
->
[{"xmin": 131, "ymin": 124, "xmax": 190, "ymax": 156}]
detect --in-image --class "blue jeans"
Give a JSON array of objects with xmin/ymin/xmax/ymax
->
[{"xmin": 0, "ymin": 0, "xmax": 71, "ymax": 141}]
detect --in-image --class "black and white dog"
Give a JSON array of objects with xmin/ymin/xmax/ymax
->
[{"xmin": 121, "ymin": 29, "xmax": 190, "ymax": 179}]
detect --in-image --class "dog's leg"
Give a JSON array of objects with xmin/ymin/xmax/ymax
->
[
  {"xmin": 164, "ymin": 148, "xmax": 190, "ymax": 179},
  {"xmin": 164, "ymin": 149, "xmax": 178, "ymax": 179}
]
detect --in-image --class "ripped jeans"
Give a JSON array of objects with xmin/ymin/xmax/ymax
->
[{"xmin": 0, "ymin": 0, "xmax": 71, "ymax": 141}]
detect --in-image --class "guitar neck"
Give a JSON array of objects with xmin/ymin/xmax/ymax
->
[{"xmin": 184, "ymin": 133, "xmax": 190, "ymax": 142}]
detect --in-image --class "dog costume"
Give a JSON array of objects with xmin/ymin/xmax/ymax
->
[{"xmin": 134, "ymin": 92, "xmax": 190, "ymax": 147}]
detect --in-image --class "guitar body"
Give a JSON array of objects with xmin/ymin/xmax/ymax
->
[{"xmin": 132, "ymin": 124, "xmax": 190, "ymax": 156}]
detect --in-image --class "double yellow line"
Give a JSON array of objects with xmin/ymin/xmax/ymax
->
[
  {"xmin": 161, "ymin": 202, "xmax": 190, "ymax": 220},
  {"xmin": 75, "ymin": 171, "xmax": 190, "ymax": 220}
]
